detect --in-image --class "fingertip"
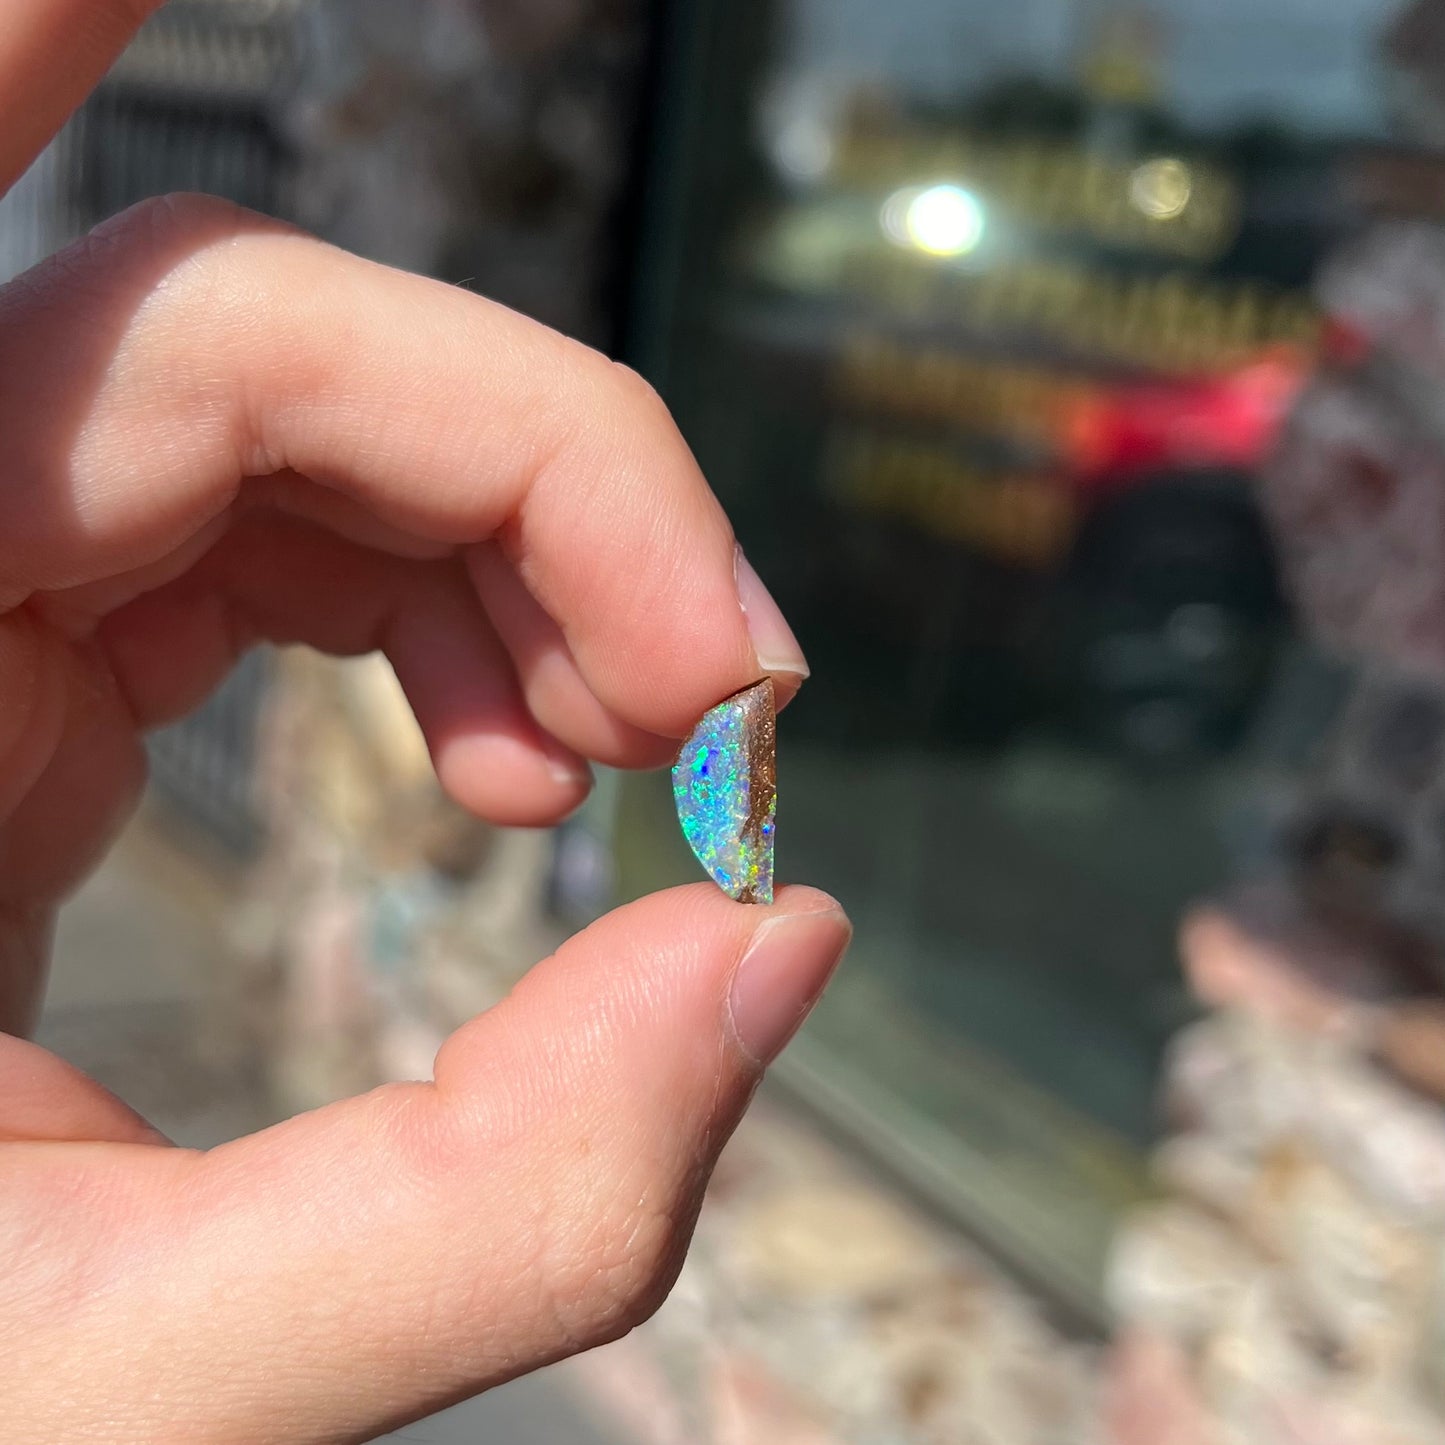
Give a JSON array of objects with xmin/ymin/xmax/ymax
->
[
  {"xmin": 561, "ymin": 881, "xmax": 850, "ymax": 965},
  {"xmin": 727, "ymin": 899, "xmax": 851, "ymax": 1066},
  {"xmin": 768, "ymin": 883, "xmax": 849, "ymax": 922},
  {"xmin": 433, "ymin": 732, "xmax": 593, "ymax": 828},
  {"xmin": 467, "ymin": 543, "xmax": 681, "ymax": 768}
]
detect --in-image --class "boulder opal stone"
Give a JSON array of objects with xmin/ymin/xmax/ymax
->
[{"xmin": 672, "ymin": 678, "xmax": 776, "ymax": 904}]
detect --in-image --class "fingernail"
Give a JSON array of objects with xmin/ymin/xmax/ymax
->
[
  {"xmin": 548, "ymin": 758, "xmax": 593, "ymax": 789},
  {"xmin": 729, "ymin": 906, "xmax": 851, "ymax": 1065},
  {"xmin": 544, "ymin": 747, "xmax": 593, "ymax": 790},
  {"xmin": 536, "ymin": 729, "xmax": 593, "ymax": 789},
  {"xmin": 735, "ymin": 547, "xmax": 809, "ymax": 679}
]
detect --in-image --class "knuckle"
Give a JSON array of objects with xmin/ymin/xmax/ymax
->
[
  {"xmin": 546, "ymin": 1172, "xmax": 694, "ymax": 1349},
  {"xmin": 395, "ymin": 1076, "xmax": 701, "ymax": 1353},
  {"xmin": 535, "ymin": 1092, "xmax": 712, "ymax": 1347}
]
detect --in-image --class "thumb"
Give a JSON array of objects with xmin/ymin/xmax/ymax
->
[{"xmin": 0, "ymin": 883, "xmax": 850, "ymax": 1444}]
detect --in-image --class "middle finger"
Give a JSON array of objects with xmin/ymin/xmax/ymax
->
[{"xmin": 98, "ymin": 515, "xmax": 593, "ymax": 826}]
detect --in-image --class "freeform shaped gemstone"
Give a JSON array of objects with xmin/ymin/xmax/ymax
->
[{"xmin": 672, "ymin": 678, "xmax": 776, "ymax": 904}]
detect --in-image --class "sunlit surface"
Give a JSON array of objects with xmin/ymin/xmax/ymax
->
[
  {"xmin": 882, "ymin": 182, "xmax": 985, "ymax": 256},
  {"xmin": 1129, "ymin": 156, "xmax": 1193, "ymax": 220}
]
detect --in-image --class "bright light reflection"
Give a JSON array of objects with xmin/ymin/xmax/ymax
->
[
  {"xmin": 1130, "ymin": 157, "xmax": 1192, "ymax": 220},
  {"xmin": 882, "ymin": 183, "xmax": 986, "ymax": 257}
]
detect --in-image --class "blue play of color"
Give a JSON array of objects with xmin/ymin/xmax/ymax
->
[{"xmin": 671, "ymin": 688, "xmax": 774, "ymax": 904}]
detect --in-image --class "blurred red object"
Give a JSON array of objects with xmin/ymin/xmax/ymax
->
[{"xmin": 1064, "ymin": 348, "xmax": 1314, "ymax": 488}]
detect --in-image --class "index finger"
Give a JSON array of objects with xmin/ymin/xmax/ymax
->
[
  {"xmin": 0, "ymin": 0, "xmax": 162, "ymax": 195},
  {"xmin": 0, "ymin": 196, "xmax": 798, "ymax": 739}
]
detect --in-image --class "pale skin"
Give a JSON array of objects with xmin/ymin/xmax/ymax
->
[{"xmin": 0, "ymin": 4, "xmax": 851, "ymax": 1440}]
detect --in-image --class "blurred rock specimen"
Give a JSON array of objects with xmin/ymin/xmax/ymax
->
[
  {"xmin": 240, "ymin": 650, "xmax": 565, "ymax": 1106},
  {"xmin": 286, "ymin": 0, "xmax": 648, "ymax": 343},
  {"xmin": 1106, "ymin": 889, "xmax": 1445, "ymax": 1445}
]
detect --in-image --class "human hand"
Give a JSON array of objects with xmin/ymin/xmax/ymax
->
[{"xmin": 0, "ymin": 5, "xmax": 850, "ymax": 1439}]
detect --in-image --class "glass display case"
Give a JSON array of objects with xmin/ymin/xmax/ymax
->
[{"xmin": 618, "ymin": 0, "xmax": 1445, "ymax": 1320}]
